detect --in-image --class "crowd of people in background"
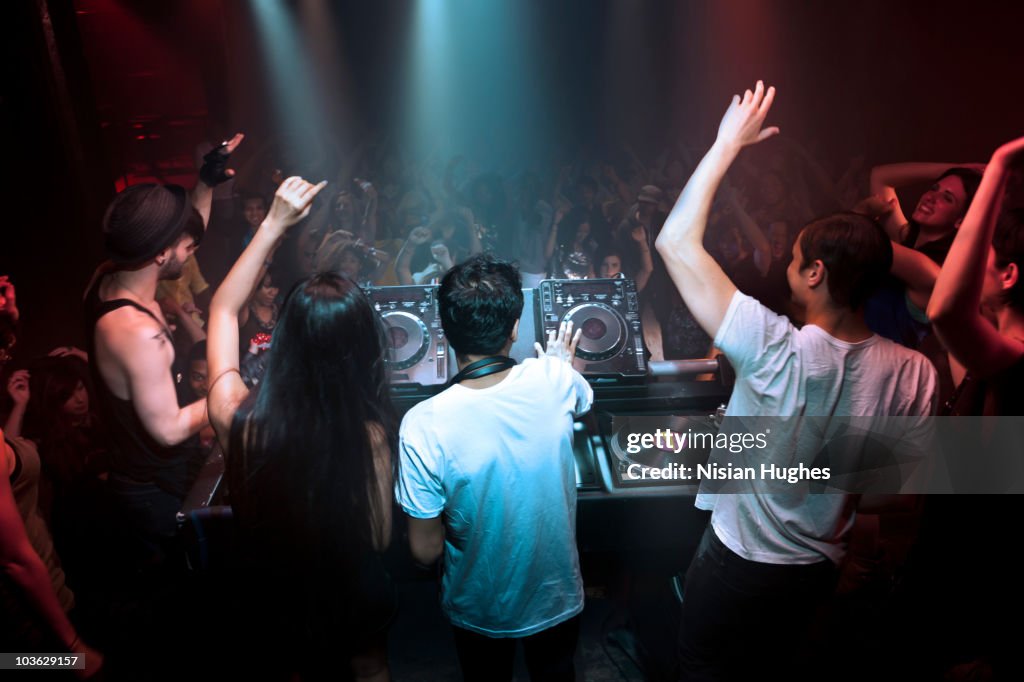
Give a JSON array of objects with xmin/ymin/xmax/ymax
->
[{"xmin": 1, "ymin": 77, "xmax": 1023, "ymax": 679}]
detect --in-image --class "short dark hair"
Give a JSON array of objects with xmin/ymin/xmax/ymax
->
[
  {"xmin": 993, "ymin": 208, "xmax": 1024, "ymax": 312},
  {"xmin": 799, "ymin": 212, "xmax": 893, "ymax": 310},
  {"xmin": 439, "ymin": 254, "xmax": 523, "ymax": 357}
]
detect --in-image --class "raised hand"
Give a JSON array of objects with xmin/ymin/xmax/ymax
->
[
  {"xmin": 430, "ymin": 243, "xmax": 453, "ymax": 270},
  {"xmin": 854, "ymin": 194, "xmax": 898, "ymax": 220},
  {"xmin": 716, "ymin": 80, "xmax": 779, "ymax": 151},
  {"xmin": 199, "ymin": 133, "xmax": 245, "ymax": 186},
  {"xmin": 354, "ymin": 177, "xmax": 378, "ymax": 200},
  {"xmin": 48, "ymin": 346, "xmax": 89, "ymax": 362},
  {"xmin": 407, "ymin": 226, "xmax": 433, "ymax": 246},
  {"xmin": 265, "ymin": 177, "xmax": 328, "ymax": 233},
  {"xmin": 534, "ymin": 320, "xmax": 583, "ymax": 364},
  {"xmin": 6, "ymin": 369, "xmax": 29, "ymax": 406},
  {"xmin": 631, "ymin": 224, "xmax": 648, "ymax": 243}
]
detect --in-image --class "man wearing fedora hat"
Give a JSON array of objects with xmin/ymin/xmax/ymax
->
[{"xmin": 84, "ymin": 134, "xmax": 243, "ymax": 564}]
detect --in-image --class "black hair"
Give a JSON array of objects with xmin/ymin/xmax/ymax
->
[
  {"xmin": 937, "ymin": 167, "xmax": 983, "ymax": 213},
  {"xmin": 187, "ymin": 340, "xmax": 207, "ymax": 366},
  {"xmin": 439, "ymin": 254, "xmax": 523, "ymax": 357},
  {"xmin": 20, "ymin": 356, "xmax": 99, "ymax": 491},
  {"xmin": 227, "ymin": 273, "xmax": 396, "ymax": 634},
  {"xmin": 557, "ymin": 209, "xmax": 592, "ymax": 248},
  {"xmin": 576, "ymin": 175, "xmax": 598, "ymax": 194},
  {"xmin": 799, "ymin": 212, "xmax": 893, "ymax": 310},
  {"xmin": 315, "ymin": 232, "xmax": 367, "ymax": 275},
  {"xmin": 425, "ymin": 211, "xmax": 473, "ymax": 264},
  {"xmin": 993, "ymin": 208, "xmax": 1024, "ymax": 312}
]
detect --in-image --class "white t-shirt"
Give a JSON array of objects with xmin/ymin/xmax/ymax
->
[
  {"xmin": 396, "ymin": 355, "xmax": 594, "ymax": 636},
  {"xmin": 697, "ymin": 292, "xmax": 938, "ymax": 565}
]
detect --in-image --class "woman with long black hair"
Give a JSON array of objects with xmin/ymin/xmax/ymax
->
[{"xmin": 206, "ymin": 176, "xmax": 397, "ymax": 681}]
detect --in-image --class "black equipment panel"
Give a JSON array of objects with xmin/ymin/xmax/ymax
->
[
  {"xmin": 366, "ymin": 285, "xmax": 448, "ymax": 387},
  {"xmin": 537, "ymin": 278, "xmax": 646, "ymax": 380}
]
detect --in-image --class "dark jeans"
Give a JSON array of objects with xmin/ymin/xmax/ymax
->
[
  {"xmin": 106, "ymin": 475, "xmax": 183, "ymax": 568},
  {"xmin": 677, "ymin": 526, "xmax": 836, "ymax": 682},
  {"xmin": 452, "ymin": 615, "xmax": 580, "ymax": 682}
]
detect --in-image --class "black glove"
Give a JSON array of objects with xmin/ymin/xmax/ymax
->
[{"xmin": 199, "ymin": 143, "xmax": 233, "ymax": 187}]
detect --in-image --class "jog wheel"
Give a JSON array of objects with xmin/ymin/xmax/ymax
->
[
  {"xmin": 381, "ymin": 311, "xmax": 429, "ymax": 370},
  {"xmin": 563, "ymin": 303, "xmax": 627, "ymax": 362}
]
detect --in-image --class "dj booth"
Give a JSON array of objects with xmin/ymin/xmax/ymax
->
[{"xmin": 179, "ymin": 279, "xmax": 732, "ymax": 567}]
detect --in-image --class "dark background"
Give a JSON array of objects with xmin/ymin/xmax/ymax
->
[{"xmin": 3, "ymin": 0, "xmax": 1024, "ymax": 352}]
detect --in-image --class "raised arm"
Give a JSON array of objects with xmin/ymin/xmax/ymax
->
[
  {"xmin": 869, "ymin": 161, "xmax": 964, "ymax": 241},
  {"xmin": 927, "ymin": 137, "xmax": 1024, "ymax": 377},
  {"xmin": 207, "ymin": 177, "xmax": 327, "ymax": 449},
  {"xmin": 355, "ymin": 178, "xmax": 379, "ymax": 243},
  {"xmin": 545, "ymin": 205, "xmax": 567, "ymax": 263},
  {"xmin": 395, "ymin": 227, "xmax": 432, "ymax": 286},
  {"xmin": 630, "ymin": 225, "xmax": 655, "ymax": 292},
  {"xmin": 3, "ymin": 370, "xmax": 29, "ymax": 437},
  {"xmin": 655, "ymin": 81, "xmax": 779, "ymax": 338},
  {"xmin": 192, "ymin": 133, "xmax": 244, "ymax": 228},
  {"xmin": 891, "ymin": 242, "xmax": 941, "ymax": 311}
]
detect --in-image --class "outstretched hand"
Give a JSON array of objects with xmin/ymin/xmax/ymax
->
[
  {"xmin": 534, "ymin": 320, "xmax": 583, "ymax": 364},
  {"xmin": 265, "ymin": 177, "xmax": 328, "ymax": 233},
  {"xmin": 716, "ymin": 80, "xmax": 779, "ymax": 151},
  {"xmin": 199, "ymin": 133, "xmax": 244, "ymax": 187},
  {"xmin": 6, "ymin": 369, "xmax": 29, "ymax": 406},
  {"xmin": 854, "ymin": 194, "xmax": 898, "ymax": 220}
]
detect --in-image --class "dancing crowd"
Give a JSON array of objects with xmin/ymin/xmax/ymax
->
[{"xmin": 1, "ymin": 79, "xmax": 1023, "ymax": 681}]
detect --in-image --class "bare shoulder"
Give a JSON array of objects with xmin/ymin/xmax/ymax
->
[{"xmin": 96, "ymin": 305, "xmax": 171, "ymax": 355}]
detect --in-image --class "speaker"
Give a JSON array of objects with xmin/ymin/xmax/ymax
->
[
  {"xmin": 536, "ymin": 278, "xmax": 647, "ymax": 380},
  {"xmin": 366, "ymin": 285, "xmax": 449, "ymax": 387}
]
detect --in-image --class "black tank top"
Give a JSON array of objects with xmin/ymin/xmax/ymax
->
[
  {"xmin": 84, "ymin": 276, "xmax": 192, "ymax": 497},
  {"xmin": 942, "ymin": 354, "xmax": 1024, "ymax": 417}
]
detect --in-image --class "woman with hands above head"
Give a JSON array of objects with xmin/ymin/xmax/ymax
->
[
  {"xmin": 927, "ymin": 135, "xmax": 1024, "ymax": 416},
  {"xmin": 910, "ymin": 136, "xmax": 1024, "ymax": 681},
  {"xmin": 860, "ymin": 145, "xmax": 983, "ymax": 347},
  {"xmin": 206, "ymin": 176, "xmax": 398, "ymax": 681}
]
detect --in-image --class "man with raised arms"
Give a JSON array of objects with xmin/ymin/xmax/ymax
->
[
  {"xmin": 654, "ymin": 83, "xmax": 937, "ymax": 679},
  {"xmin": 84, "ymin": 134, "xmax": 243, "ymax": 565}
]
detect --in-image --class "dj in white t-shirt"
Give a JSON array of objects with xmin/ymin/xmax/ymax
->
[{"xmin": 395, "ymin": 254, "xmax": 593, "ymax": 680}]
